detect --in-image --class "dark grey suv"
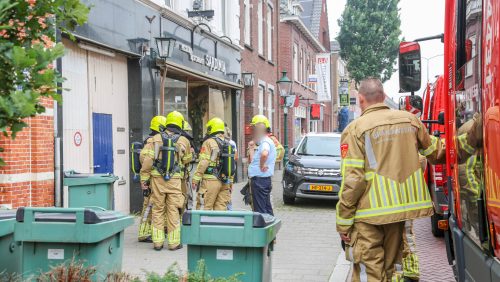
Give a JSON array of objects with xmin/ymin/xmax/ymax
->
[{"xmin": 282, "ymin": 133, "xmax": 342, "ymax": 204}]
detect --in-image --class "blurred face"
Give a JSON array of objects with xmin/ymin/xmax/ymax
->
[{"xmin": 252, "ymin": 123, "xmax": 267, "ymax": 141}]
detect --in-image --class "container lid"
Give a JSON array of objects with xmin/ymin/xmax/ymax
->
[
  {"xmin": 0, "ymin": 210, "xmax": 16, "ymax": 221},
  {"xmin": 183, "ymin": 211, "xmax": 276, "ymax": 228},
  {"xmin": 16, "ymin": 208, "xmax": 123, "ymax": 224},
  {"xmin": 63, "ymin": 171, "xmax": 118, "ymax": 185}
]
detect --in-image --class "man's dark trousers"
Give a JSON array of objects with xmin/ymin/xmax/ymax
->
[{"xmin": 251, "ymin": 176, "xmax": 273, "ymax": 215}]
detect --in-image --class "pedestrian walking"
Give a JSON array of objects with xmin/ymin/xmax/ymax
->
[
  {"xmin": 248, "ymin": 115, "xmax": 277, "ymax": 215},
  {"xmin": 336, "ymin": 78, "xmax": 442, "ymax": 281}
]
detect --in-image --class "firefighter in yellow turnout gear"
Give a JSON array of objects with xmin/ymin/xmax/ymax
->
[
  {"xmin": 336, "ymin": 79, "xmax": 443, "ymax": 282},
  {"xmin": 141, "ymin": 111, "xmax": 192, "ymax": 251},
  {"xmin": 138, "ymin": 116, "xmax": 167, "ymax": 242},
  {"xmin": 192, "ymin": 117, "xmax": 232, "ymax": 210}
]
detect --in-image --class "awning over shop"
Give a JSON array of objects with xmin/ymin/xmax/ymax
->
[{"xmin": 165, "ymin": 60, "xmax": 243, "ymax": 90}]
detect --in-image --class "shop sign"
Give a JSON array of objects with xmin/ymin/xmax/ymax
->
[
  {"xmin": 315, "ymin": 53, "xmax": 331, "ymax": 101},
  {"xmin": 340, "ymin": 94, "xmax": 349, "ymax": 106},
  {"xmin": 178, "ymin": 43, "xmax": 226, "ymax": 74},
  {"xmin": 294, "ymin": 106, "xmax": 307, "ymax": 119}
]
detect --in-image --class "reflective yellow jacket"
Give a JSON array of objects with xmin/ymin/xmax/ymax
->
[
  {"xmin": 336, "ymin": 103, "xmax": 442, "ymax": 233},
  {"xmin": 193, "ymin": 133, "xmax": 225, "ymax": 183}
]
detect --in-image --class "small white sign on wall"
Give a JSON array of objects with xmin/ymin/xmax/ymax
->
[
  {"xmin": 48, "ymin": 249, "xmax": 64, "ymax": 260},
  {"xmin": 216, "ymin": 249, "xmax": 234, "ymax": 260}
]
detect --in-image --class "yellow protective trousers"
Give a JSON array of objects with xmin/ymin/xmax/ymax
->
[
  {"xmin": 150, "ymin": 177, "xmax": 184, "ymax": 249},
  {"xmin": 346, "ymin": 221, "xmax": 404, "ymax": 282},
  {"xmin": 196, "ymin": 179, "xmax": 231, "ymax": 210},
  {"xmin": 138, "ymin": 194, "xmax": 152, "ymax": 241}
]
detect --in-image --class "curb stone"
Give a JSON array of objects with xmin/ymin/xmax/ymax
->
[{"xmin": 329, "ymin": 252, "xmax": 351, "ymax": 282}]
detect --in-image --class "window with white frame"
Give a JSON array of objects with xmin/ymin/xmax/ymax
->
[
  {"xmin": 164, "ymin": 0, "xmax": 173, "ymax": 8},
  {"xmin": 293, "ymin": 43, "xmax": 298, "ymax": 81},
  {"xmin": 258, "ymin": 85, "xmax": 265, "ymax": 115},
  {"xmin": 258, "ymin": 0, "xmax": 263, "ymax": 54},
  {"xmin": 267, "ymin": 88, "xmax": 274, "ymax": 128},
  {"xmin": 244, "ymin": 0, "xmax": 251, "ymax": 45},
  {"xmin": 267, "ymin": 4, "xmax": 273, "ymax": 60}
]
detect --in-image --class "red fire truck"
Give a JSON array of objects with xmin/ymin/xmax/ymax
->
[
  {"xmin": 422, "ymin": 77, "xmax": 448, "ymax": 237},
  {"xmin": 398, "ymin": 0, "xmax": 500, "ymax": 280}
]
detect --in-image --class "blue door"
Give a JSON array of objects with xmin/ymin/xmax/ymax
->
[{"xmin": 92, "ymin": 113, "xmax": 114, "ymax": 174}]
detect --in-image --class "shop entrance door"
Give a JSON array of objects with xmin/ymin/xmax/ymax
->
[{"xmin": 92, "ymin": 113, "xmax": 114, "ymax": 174}]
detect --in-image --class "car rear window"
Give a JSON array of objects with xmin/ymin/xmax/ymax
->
[{"xmin": 297, "ymin": 136, "xmax": 341, "ymax": 157}]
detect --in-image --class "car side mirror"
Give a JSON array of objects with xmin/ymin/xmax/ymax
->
[
  {"xmin": 399, "ymin": 95, "xmax": 423, "ymax": 117},
  {"xmin": 291, "ymin": 148, "xmax": 296, "ymax": 154},
  {"xmin": 399, "ymin": 41, "xmax": 422, "ymax": 93},
  {"xmin": 438, "ymin": 111, "xmax": 445, "ymax": 125}
]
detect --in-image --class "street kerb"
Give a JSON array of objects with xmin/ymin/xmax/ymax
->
[{"xmin": 329, "ymin": 252, "xmax": 352, "ymax": 282}]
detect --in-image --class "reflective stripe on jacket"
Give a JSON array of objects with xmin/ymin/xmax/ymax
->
[
  {"xmin": 193, "ymin": 134, "xmax": 224, "ymax": 182},
  {"xmin": 336, "ymin": 103, "xmax": 442, "ymax": 233}
]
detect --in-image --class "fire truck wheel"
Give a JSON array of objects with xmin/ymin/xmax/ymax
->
[{"xmin": 431, "ymin": 213, "xmax": 445, "ymax": 237}]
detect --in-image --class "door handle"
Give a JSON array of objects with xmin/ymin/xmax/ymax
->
[{"xmin": 93, "ymin": 165, "xmax": 101, "ymax": 168}]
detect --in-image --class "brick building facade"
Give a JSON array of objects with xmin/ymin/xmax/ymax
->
[
  {"xmin": 0, "ymin": 98, "xmax": 55, "ymax": 208},
  {"xmin": 278, "ymin": 0, "xmax": 331, "ymax": 148},
  {"xmin": 240, "ymin": 0, "xmax": 280, "ymax": 156}
]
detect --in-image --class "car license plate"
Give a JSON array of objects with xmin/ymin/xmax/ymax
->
[{"xmin": 309, "ymin": 185, "xmax": 333, "ymax": 192}]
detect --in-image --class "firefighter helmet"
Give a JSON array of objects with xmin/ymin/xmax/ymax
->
[
  {"xmin": 183, "ymin": 121, "xmax": 192, "ymax": 131},
  {"xmin": 251, "ymin": 114, "xmax": 270, "ymax": 129},
  {"xmin": 165, "ymin": 111, "xmax": 185, "ymax": 129},
  {"xmin": 206, "ymin": 117, "xmax": 225, "ymax": 135},
  {"xmin": 150, "ymin": 116, "xmax": 167, "ymax": 132}
]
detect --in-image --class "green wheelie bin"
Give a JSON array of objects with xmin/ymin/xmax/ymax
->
[
  {"xmin": 181, "ymin": 210, "xmax": 281, "ymax": 282},
  {"xmin": 0, "ymin": 210, "xmax": 22, "ymax": 276},
  {"xmin": 63, "ymin": 171, "xmax": 118, "ymax": 210},
  {"xmin": 14, "ymin": 207, "xmax": 133, "ymax": 281}
]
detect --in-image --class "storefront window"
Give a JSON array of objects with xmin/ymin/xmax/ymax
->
[{"xmin": 164, "ymin": 77, "xmax": 188, "ymax": 119}]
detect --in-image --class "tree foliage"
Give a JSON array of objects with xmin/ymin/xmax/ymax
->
[
  {"xmin": 337, "ymin": 0, "xmax": 401, "ymax": 83},
  {"xmin": 0, "ymin": 0, "xmax": 89, "ymax": 164}
]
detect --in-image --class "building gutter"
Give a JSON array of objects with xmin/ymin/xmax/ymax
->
[
  {"xmin": 280, "ymin": 15, "xmax": 326, "ymax": 52},
  {"xmin": 65, "ymin": 33, "xmax": 142, "ymax": 58}
]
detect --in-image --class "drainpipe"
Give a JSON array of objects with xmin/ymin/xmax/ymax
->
[{"xmin": 54, "ymin": 30, "xmax": 63, "ymax": 207}]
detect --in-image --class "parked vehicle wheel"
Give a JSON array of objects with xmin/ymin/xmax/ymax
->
[
  {"xmin": 431, "ymin": 213, "xmax": 445, "ymax": 237},
  {"xmin": 283, "ymin": 193, "xmax": 295, "ymax": 205}
]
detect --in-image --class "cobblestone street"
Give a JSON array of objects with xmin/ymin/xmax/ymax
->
[
  {"xmin": 123, "ymin": 169, "xmax": 342, "ymax": 281},
  {"xmin": 123, "ymin": 170, "xmax": 456, "ymax": 281}
]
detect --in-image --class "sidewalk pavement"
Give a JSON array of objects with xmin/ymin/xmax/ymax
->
[
  {"xmin": 123, "ymin": 170, "xmax": 344, "ymax": 281},
  {"xmin": 414, "ymin": 218, "xmax": 455, "ymax": 281}
]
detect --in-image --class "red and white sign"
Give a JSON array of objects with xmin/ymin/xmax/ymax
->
[{"xmin": 73, "ymin": 132, "xmax": 82, "ymax": 147}]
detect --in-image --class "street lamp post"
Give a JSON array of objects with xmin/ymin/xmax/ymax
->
[
  {"xmin": 422, "ymin": 54, "xmax": 443, "ymax": 82},
  {"xmin": 154, "ymin": 37, "xmax": 176, "ymax": 115},
  {"xmin": 277, "ymin": 70, "xmax": 292, "ymax": 164}
]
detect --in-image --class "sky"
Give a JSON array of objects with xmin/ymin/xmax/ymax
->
[{"xmin": 327, "ymin": 0, "xmax": 445, "ymax": 101}]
